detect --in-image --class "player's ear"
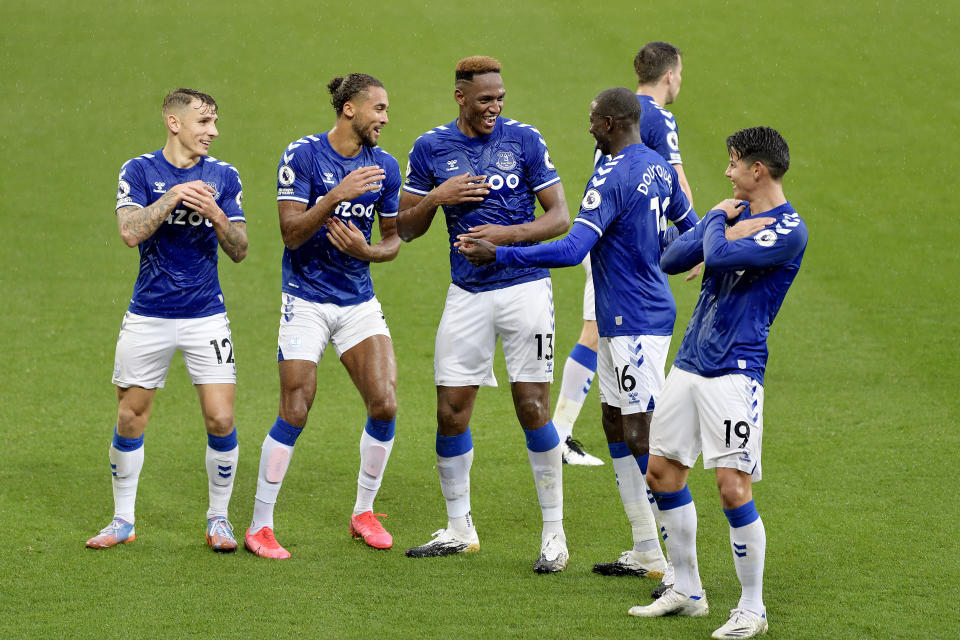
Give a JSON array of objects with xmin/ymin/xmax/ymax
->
[
  {"xmin": 454, "ymin": 88, "xmax": 465, "ymax": 107},
  {"xmin": 752, "ymin": 161, "xmax": 766, "ymax": 180},
  {"xmin": 342, "ymin": 100, "xmax": 356, "ymax": 118},
  {"xmin": 166, "ymin": 113, "xmax": 180, "ymax": 135}
]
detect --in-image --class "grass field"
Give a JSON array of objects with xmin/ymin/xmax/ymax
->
[{"xmin": 1, "ymin": 1, "xmax": 958, "ymax": 638}]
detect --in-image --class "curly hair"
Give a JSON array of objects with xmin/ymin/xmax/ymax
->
[
  {"xmin": 455, "ymin": 56, "xmax": 502, "ymax": 85},
  {"xmin": 726, "ymin": 127, "xmax": 790, "ymax": 180},
  {"xmin": 328, "ymin": 73, "xmax": 384, "ymax": 115}
]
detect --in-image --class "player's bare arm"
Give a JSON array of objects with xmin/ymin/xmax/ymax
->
[
  {"xmin": 325, "ymin": 215, "xmax": 400, "ymax": 263},
  {"xmin": 116, "ymin": 186, "xmax": 185, "ymax": 247},
  {"xmin": 396, "ymin": 173, "xmax": 491, "ymax": 242},
  {"xmin": 280, "ymin": 165, "xmax": 385, "ymax": 249},
  {"xmin": 458, "ymin": 182, "xmax": 570, "ymax": 245},
  {"xmin": 178, "ymin": 181, "xmax": 248, "ymax": 262}
]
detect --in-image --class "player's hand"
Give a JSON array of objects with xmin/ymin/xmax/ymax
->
[
  {"xmin": 331, "ymin": 166, "xmax": 386, "ymax": 202},
  {"xmin": 684, "ymin": 262, "xmax": 704, "ymax": 281},
  {"xmin": 455, "ymin": 236, "xmax": 497, "ymax": 265},
  {"xmin": 175, "ymin": 180, "xmax": 225, "ymax": 221},
  {"xmin": 712, "ymin": 198, "xmax": 747, "ymax": 221},
  {"xmin": 325, "ymin": 217, "xmax": 371, "ymax": 260},
  {"xmin": 458, "ymin": 223, "xmax": 515, "ymax": 246},
  {"xmin": 433, "ymin": 173, "xmax": 491, "ymax": 205},
  {"xmin": 725, "ymin": 216, "xmax": 775, "ymax": 241}
]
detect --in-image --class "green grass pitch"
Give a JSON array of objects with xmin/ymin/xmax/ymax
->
[{"xmin": 1, "ymin": 1, "xmax": 958, "ymax": 638}]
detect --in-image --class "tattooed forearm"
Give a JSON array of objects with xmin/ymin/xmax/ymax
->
[
  {"xmin": 218, "ymin": 221, "xmax": 248, "ymax": 263},
  {"xmin": 117, "ymin": 191, "xmax": 178, "ymax": 247}
]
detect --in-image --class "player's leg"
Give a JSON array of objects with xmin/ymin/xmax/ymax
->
[
  {"xmin": 407, "ymin": 284, "xmax": 493, "ymax": 558},
  {"xmin": 247, "ymin": 294, "xmax": 327, "ymax": 559},
  {"xmin": 338, "ymin": 310, "xmax": 398, "ymax": 550},
  {"xmin": 88, "ymin": 313, "xmax": 172, "ymax": 549},
  {"xmin": 182, "ymin": 312, "xmax": 240, "ymax": 552},
  {"xmin": 195, "ymin": 383, "xmax": 239, "ymax": 552},
  {"xmin": 499, "ymin": 278, "xmax": 567, "ymax": 573},
  {"xmin": 555, "ymin": 258, "xmax": 601, "ymax": 465},
  {"xmin": 701, "ymin": 375, "xmax": 767, "ymax": 638},
  {"xmin": 629, "ymin": 368, "xmax": 708, "ymax": 618}
]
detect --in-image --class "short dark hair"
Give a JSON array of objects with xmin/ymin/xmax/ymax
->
[
  {"xmin": 328, "ymin": 73, "xmax": 384, "ymax": 116},
  {"xmin": 455, "ymin": 56, "xmax": 501, "ymax": 85},
  {"xmin": 162, "ymin": 88, "xmax": 217, "ymax": 114},
  {"xmin": 726, "ymin": 127, "xmax": 790, "ymax": 180},
  {"xmin": 594, "ymin": 87, "xmax": 643, "ymax": 129},
  {"xmin": 634, "ymin": 42, "xmax": 682, "ymax": 85}
]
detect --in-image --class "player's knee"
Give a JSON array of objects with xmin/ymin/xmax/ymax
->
[
  {"xmin": 204, "ymin": 411, "xmax": 235, "ymax": 437},
  {"xmin": 279, "ymin": 389, "xmax": 312, "ymax": 426},
  {"xmin": 716, "ymin": 473, "xmax": 752, "ymax": 510},
  {"xmin": 117, "ymin": 404, "xmax": 149, "ymax": 432},
  {"xmin": 366, "ymin": 391, "xmax": 397, "ymax": 423},
  {"xmin": 514, "ymin": 395, "xmax": 548, "ymax": 428}
]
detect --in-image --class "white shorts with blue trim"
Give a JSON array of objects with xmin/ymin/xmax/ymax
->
[
  {"xmin": 277, "ymin": 294, "xmax": 390, "ymax": 363},
  {"xmin": 596, "ymin": 334, "xmax": 670, "ymax": 415},
  {"xmin": 649, "ymin": 367, "xmax": 765, "ymax": 481},
  {"xmin": 112, "ymin": 311, "xmax": 236, "ymax": 388},
  {"xmin": 434, "ymin": 278, "xmax": 555, "ymax": 387}
]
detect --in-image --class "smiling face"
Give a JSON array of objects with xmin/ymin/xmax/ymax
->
[
  {"xmin": 725, "ymin": 149, "xmax": 756, "ymax": 200},
  {"xmin": 175, "ymin": 99, "xmax": 218, "ymax": 157},
  {"xmin": 456, "ymin": 72, "xmax": 505, "ymax": 137},
  {"xmin": 348, "ymin": 85, "xmax": 389, "ymax": 147}
]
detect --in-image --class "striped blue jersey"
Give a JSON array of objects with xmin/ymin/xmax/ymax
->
[
  {"xmin": 115, "ymin": 151, "xmax": 244, "ymax": 319},
  {"xmin": 661, "ymin": 202, "xmax": 807, "ymax": 384},
  {"xmin": 575, "ymin": 144, "xmax": 696, "ymax": 336},
  {"xmin": 403, "ymin": 117, "xmax": 560, "ymax": 293},
  {"xmin": 276, "ymin": 132, "xmax": 401, "ymax": 306}
]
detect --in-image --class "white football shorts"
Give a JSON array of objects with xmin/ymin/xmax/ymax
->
[
  {"xmin": 596, "ymin": 334, "xmax": 670, "ymax": 415},
  {"xmin": 581, "ymin": 255, "xmax": 596, "ymax": 322},
  {"xmin": 277, "ymin": 293, "xmax": 390, "ymax": 363},
  {"xmin": 112, "ymin": 311, "xmax": 236, "ymax": 388},
  {"xmin": 435, "ymin": 278, "xmax": 555, "ymax": 387},
  {"xmin": 649, "ymin": 367, "xmax": 765, "ymax": 481}
]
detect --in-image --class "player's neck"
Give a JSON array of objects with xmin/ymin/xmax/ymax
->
[
  {"xmin": 162, "ymin": 139, "xmax": 202, "ymax": 169},
  {"xmin": 607, "ymin": 132, "xmax": 643, "ymax": 157},
  {"xmin": 636, "ymin": 85, "xmax": 668, "ymax": 107},
  {"xmin": 745, "ymin": 185, "xmax": 787, "ymax": 215},
  {"xmin": 328, "ymin": 123, "xmax": 362, "ymax": 158}
]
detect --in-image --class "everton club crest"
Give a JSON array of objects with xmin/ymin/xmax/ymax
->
[{"xmin": 495, "ymin": 151, "xmax": 517, "ymax": 171}]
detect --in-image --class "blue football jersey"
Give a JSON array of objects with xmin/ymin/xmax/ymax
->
[
  {"xmin": 276, "ymin": 132, "xmax": 401, "ymax": 306},
  {"xmin": 403, "ymin": 117, "xmax": 561, "ymax": 293},
  {"xmin": 575, "ymin": 144, "xmax": 695, "ymax": 337},
  {"xmin": 661, "ymin": 202, "xmax": 807, "ymax": 384},
  {"xmin": 115, "ymin": 151, "xmax": 245, "ymax": 319},
  {"xmin": 594, "ymin": 94, "xmax": 683, "ymax": 170}
]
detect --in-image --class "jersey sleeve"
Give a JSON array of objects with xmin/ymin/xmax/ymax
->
[
  {"xmin": 116, "ymin": 157, "xmax": 148, "ymax": 210},
  {"xmin": 522, "ymin": 128, "xmax": 561, "ymax": 192},
  {"xmin": 702, "ymin": 210, "xmax": 808, "ymax": 271},
  {"xmin": 402, "ymin": 138, "xmax": 435, "ymax": 195},
  {"xmin": 497, "ymin": 221, "xmax": 596, "ymax": 268},
  {"xmin": 277, "ymin": 141, "xmax": 314, "ymax": 204},
  {"xmin": 666, "ymin": 166, "xmax": 697, "ymax": 232},
  {"xmin": 572, "ymin": 163, "xmax": 624, "ymax": 238},
  {"xmin": 377, "ymin": 153, "xmax": 402, "ymax": 217},
  {"xmin": 219, "ymin": 166, "xmax": 245, "ymax": 222},
  {"xmin": 661, "ymin": 216, "xmax": 706, "ymax": 274}
]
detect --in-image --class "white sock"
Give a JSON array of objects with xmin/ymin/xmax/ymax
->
[
  {"xmin": 354, "ymin": 429, "xmax": 395, "ymax": 515},
  {"xmin": 611, "ymin": 455, "xmax": 661, "ymax": 554},
  {"xmin": 731, "ymin": 517, "xmax": 766, "ymax": 614},
  {"xmin": 552, "ymin": 345, "xmax": 597, "ymax": 442},
  {"xmin": 655, "ymin": 490, "xmax": 702, "ymax": 596},
  {"xmin": 206, "ymin": 444, "xmax": 238, "ymax": 519},
  {"xmin": 437, "ymin": 449, "xmax": 474, "ymax": 533},
  {"xmin": 110, "ymin": 444, "xmax": 143, "ymax": 524},
  {"xmin": 251, "ymin": 435, "xmax": 294, "ymax": 532},
  {"xmin": 527, "ymin": 443, "xmax": 564, "ymax": 527}
]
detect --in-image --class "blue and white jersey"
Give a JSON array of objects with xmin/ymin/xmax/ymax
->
[
  {"xmin": 115, "ymin": 150, "xmax": 244, "ymax": 319},
  {"xmin": 276, "ymin": 132, "xmax": 401, "ymax": 306},
  {"xmin": 576, "ymin": 144, "xmax": 695, "ymax": 337},
  {"xmin": 661, "ymin": 202, "xmax": 807, "ymax": 384},
  {"xmin": 403, "ymin": 117, "xmax": 561, "ymax": 293},
  {"xmin": 637, "ymin": 94, "xmax": 682, "ymax": 165},
  {"xmin": 594, "ymin": 94, "xmax": 683, "ymax": 170}
]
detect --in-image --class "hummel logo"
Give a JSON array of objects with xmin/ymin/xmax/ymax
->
[
  {"xmin": 323, "ymin": 172, "xmax": 335, "ymax": 184},
  {"xmin": 446, "ymin": 159, "xmax": 459, "ymax": 171},
  {"xmin": 153, "ymin": 181, "xmax": 166, "ymax": 193}
]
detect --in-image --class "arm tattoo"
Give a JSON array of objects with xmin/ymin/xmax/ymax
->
[
  {"xmin": 118, "ymin": 190, "xmax": 178, "ymax": 244},
  {"xmin": 219, "ymin": 221, "xmax": 248, "ymax": 262}
]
